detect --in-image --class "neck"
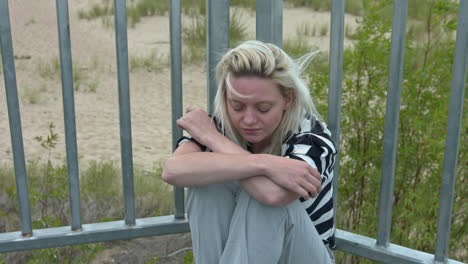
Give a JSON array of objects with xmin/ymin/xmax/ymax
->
[{"xmin": 251, "ymin": 141, "xmax": 268, "ymax": 154}]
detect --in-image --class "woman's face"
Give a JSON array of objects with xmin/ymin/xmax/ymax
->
[{"xmin": 226, "ymin": 75, "xmax": 292, "ymax": 152}]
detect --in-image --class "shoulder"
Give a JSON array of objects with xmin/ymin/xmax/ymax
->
[
  {"xmin": 283, "ymin": 117, "xmax": 337, "ymax": 179},
  {"xmin": 176, "ymin": 115, "xmax": 222, "ymax": 151},
  {"xmin": 283, "ymin": 117, "xmax": 336, "ymax": 156}
]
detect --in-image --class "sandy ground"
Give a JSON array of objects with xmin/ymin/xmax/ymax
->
[
  {"xmin": 0, "ymin": 2, "xmax": 361, "ymax": 263},
  {"xmin": 0, "ymin": 0, "xmax": 359, "ymax": 170}
]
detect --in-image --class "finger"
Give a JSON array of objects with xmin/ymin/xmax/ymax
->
[
  {"xmin": 301, "ymin": 175, "xmax": 321, "ymax": 196},
  {"xmin": 303, "ymin": 170, "xmax": 321, "ymax": 186},
  {"xmin": 185, "ymin": 106, "xmax": 195, "ymax": 113},
  {"xmin": 301, "ymin": 180, "xmax": 318, "ymax": 198},
  {"xmin": 300, "ymin": 186, "xmax": 311, "ymax": 200},
  {"xmin": 309, "ymin": 176, "xmax": 322, "ymax": 194},
  {"xmin": 176, "ymin": 119, "xmax": 186, "ymax": 130},
  {"xmin": 308, "ymin": 167, "xmax": 321, "ymax": 180},
  {"xmin": 290, "ymin": 183, "xmax": 308, "ymax": 199}
]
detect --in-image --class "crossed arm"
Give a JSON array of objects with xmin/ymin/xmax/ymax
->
[{"xmin": 161, "ymin": 107, "xmax": 322, "ymax": 207}]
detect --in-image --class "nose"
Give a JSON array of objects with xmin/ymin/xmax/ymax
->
[{"xmin": 242, "ymin": 109, "xmax": 257, "ymax": 126}]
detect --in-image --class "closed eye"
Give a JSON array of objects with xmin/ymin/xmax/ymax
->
[
  {"xmin": 230, "ymin": 102, "xmax": 244, "ymax": 111},
  {"xmin": 257, "ymin": 103, "xmax": 273, "ymax": 113}
]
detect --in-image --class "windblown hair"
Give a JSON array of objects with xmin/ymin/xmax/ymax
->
[{"xmin": 213, "ymin": 40, "xmax": 321, "ymax": 155}]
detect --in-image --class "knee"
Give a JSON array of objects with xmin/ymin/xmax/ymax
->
[
  {"xmin": 239, "ymin": 190, "xmax": 289, "ymax": 219},
  {"xmin": 186, "ymin": 182, "xmax": 239, "ymax": 211},
  {"xmin": 189, "ymin": 182, "xmax": 238, "ymax": 199}
]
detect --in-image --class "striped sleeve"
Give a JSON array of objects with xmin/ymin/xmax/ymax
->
[
  {"xmin": 175, "ymin": 116, "xmax": 221, "ymax": 151},
  {"xmin": 282, "ymin": 118, "xmax": 337, "ymax": 249},
  {"xmin": 176, "ymin": 136, "xmax": 207, "ymax": 151}
]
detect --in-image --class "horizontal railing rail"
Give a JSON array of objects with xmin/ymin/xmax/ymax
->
[{"xmin": 1, "ymin": 0, "xmax": 465, "ymax": 263}]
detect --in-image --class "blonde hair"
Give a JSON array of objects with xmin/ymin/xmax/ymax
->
[{"xmin": 213, "ymin": 40, "xmax": 321, "ymax": 155}]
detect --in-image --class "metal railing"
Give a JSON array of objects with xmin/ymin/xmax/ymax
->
[{"xmin": 0, "ymin": 0, "xmax": 466, "ymax": 263}]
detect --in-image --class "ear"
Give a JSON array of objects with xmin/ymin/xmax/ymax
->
[{"xmin": 283, "ymin": 90, "xmax": 295, "ymax": 110}]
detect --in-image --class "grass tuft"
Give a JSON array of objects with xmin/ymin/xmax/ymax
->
[
  {"xmin": 345, "ymin": 24, "xmax": 353, "ymax": 39},
  {"xmin": 181, "ymin": 10, "xmax": 247, "ymax": 64},
  {"xmin": 283, "ymin": 37, "xmax": 313, "ymax": 58},
  {"xmin": 78, "ymin": 2, "xmax": 113, "ymax": 20},
  {"xmin": 130, "ymin": 50, "xmax": 167, "ymax": 73},
  {"xmin": 296, "ymin": 22, "xmax": 316, "ymax": 37},
  {"xmin": 78, "ymin": 0, "xmax": 208, "ymax": 28},
  {"xmin": 231, "ymin": 0, "xmax": 256, "ymax": 10},
  {"xmin": 182, "ymin": 0, "xmax": 206, "ymax": 16},
  {"xmin": 319, "ymin": 23, "xmax": 329, "ymax": 36},
  {"xmin": 73, "ymin": 64, "xmax": 87, "ymax": 91},
  {"xmin": 37, "ymin": 58, "xmax": 61, "ymax": 80},
  {"xmin": 229, "ymin": 10, "xmax": 248, "ymax": 47},
  {"xmin": 182, "ymin": 16, "xmax": 206, "ymax": 48},
  {"xmin": 23, "ymin": 86, "xmax": 42, "ymax": 104},
  {"xmin": 14, "ymin": 55, "xmax": 32, "ymax": 60},
  {"xmin": 127, "ymin": 0, "xmax": 169, "ymax": 27}
]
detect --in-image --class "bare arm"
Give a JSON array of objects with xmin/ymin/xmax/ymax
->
[
  {"xmin": 162, "ymin": 136, "xmax": 316, "ymax": 206},
  {"xmin": 205, "ymin": 134, "xmax": 310, "ymax": 207},
  {"xmin": 162, "ymin": 141, "xmax": 265, "ymax": 187},
  {"xmin": 164, "ymin": 107, "xmax": 322, "ymax": 207}
]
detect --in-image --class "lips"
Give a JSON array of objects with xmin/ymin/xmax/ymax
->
[{"xmin": 242, "ymin": 128, "xmax": 261, "ymax": 135}]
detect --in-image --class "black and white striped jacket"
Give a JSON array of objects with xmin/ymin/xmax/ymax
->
[
  {"xmin": 177, "ymin": 117, "xmax": 337, "ymax": 248},
  {"xmin": 282, "ymin": 118, "xmax": 337, "ymax": 249}
]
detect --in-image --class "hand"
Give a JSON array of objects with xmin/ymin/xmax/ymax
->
[
  {"xmin": 176, "ymin": 106, "xmax": 220, "ymax": 146},
  {"xmin": 261, "ymin": 155, "xmax": 322, "ymax": 200}
]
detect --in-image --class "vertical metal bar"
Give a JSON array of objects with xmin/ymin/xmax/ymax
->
[
  {"xmin": 114, "ymin": 0, "xmax": 135, "ymax": 226},
  {"xmin": 377, "ymin": 0, "xmax": 408, "ymax": 247},
  {"xmin": 170, "ymin": 0, "xmax": 185, "ymax": 219},
  {"xmin": 55, "ymin": 0, "xmax": 82, "ymax": 231},
  {"xmin": 206, "ymin": 0, "xmax": 230, "ymax": 113},
  {"xmin": 256, "ymin": 0, "xmax": 283, "ymax": 47},
  {"xmin": 435, "ymin": 0, "xmax": 468, "ymax": 262},
  {"xmin": 328, "ymin": 0, "xmax": 345, "ymax": 226},
  {"xmin": 0, "ymin": 0, "xmax": 32, "ymax": 236}
]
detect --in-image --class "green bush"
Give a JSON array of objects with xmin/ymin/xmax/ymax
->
[
  {"xmin": 0, "ymin": 123, "xmax": 174, "ymax": 263},
  {"xmin": 308, "ymin": 0, "xmax": 466, "ymax": 262}
]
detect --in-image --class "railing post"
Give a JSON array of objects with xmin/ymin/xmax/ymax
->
[
  {"xmin": 0, "ymin": 0, "xmax": 33, "ymax": 236},
  {"xmin": 328, "ymin": 0, "xmax": 345, "ymax": 227},
  {"xmin": 114, "ymin": 0, "xmax": 136, "ymax": 226},
  {"xmin": 170, "ymin": 0, "xmax": 185, "ymax": 219},
  {"xmin": 55, "ymin": 0, "xmax": 82, "ymax": 231},
  {"xmin": 206, "ymin": 0, "xmax": 230, "ymax": 113},
  {"xmin": 256, "ymin": 0, "xmax": 283, "ymax": 47},
  {"xmin": 376, "ymin": 0, "xmax": 408, "ymax": 247},
  {"xmin": 434, "ymin": 0, "xmax": 468, "ymax": 262}
]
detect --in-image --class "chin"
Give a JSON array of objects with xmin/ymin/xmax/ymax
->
[{"xmin": 242, "ymin": 135, "xmax": 264, "ymax": 144}]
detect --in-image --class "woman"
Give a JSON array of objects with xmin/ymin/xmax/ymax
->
[{"xmin": 162, "ymin": 40, "xmax": 336, "ymax": 264}]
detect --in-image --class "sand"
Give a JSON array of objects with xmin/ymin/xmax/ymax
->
[
  {"xmin": 0, "ymin": 2, "xmax": 361, "ymax": 262},
  {"xmin": 0, "ymin": 0, "xmax": 359, "ymax": 170}
]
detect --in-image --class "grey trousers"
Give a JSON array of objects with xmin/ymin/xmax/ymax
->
[{"xmin": 186, "ymin": 181, "xmax": 334, "ymax": 264}]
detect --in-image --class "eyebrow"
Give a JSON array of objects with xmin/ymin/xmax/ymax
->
[{"xmin": 229, "ymin": 99, "xmax": 274, "ymax": 105}]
